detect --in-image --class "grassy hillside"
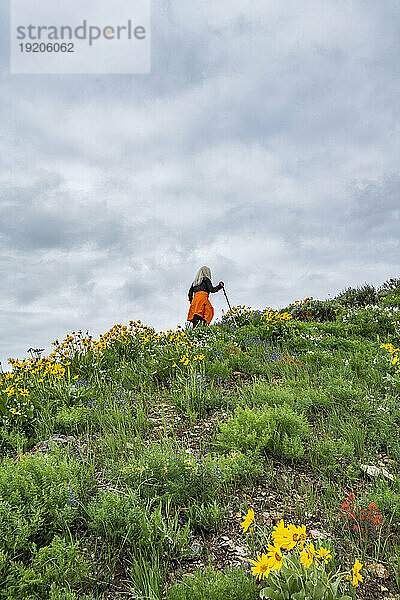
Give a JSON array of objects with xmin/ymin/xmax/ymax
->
[{"xmin": 1, "ymin": 279, "xmax": 400, "ymax": 600}]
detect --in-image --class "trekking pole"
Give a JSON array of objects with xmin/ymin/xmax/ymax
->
[{"xmin": 222, "ymin": 286, "xmax": 239, "ymax": 328}]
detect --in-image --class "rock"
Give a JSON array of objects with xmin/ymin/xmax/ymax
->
[
  {"xmin": 360, "ymin": 464, "xmax": 394, "ymax": 481},
  {"xmin": 29, "ymin": 435, "xmax": 87, "ymax": 462},
  {"xmin": 187, "ymin": 541, "xmax": 203, "ymax": 560},
  {"xmin": 220, "ymin": 536, "xmax": 236, "ymax": 550},
  {"xmin": 309, "ymin": 529, "xmax": 331, "ymax": 541},
  {"xmin": 232, "ymin": 371, "xmax": 248, "ymax": 379},
  {"xmin": 234, "ymin": 545, "xmax": 248, "ymax": 557},
  {"xmin": 366, "ymin": 563, "xmax": 390, "ymax": 579}
]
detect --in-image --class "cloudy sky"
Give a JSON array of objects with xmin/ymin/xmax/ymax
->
[{"xmin": 1, "ymin": 0, "xmax": 399, "ymax": 367}]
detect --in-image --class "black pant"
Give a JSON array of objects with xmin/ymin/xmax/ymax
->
[{"xmin": 192, "ymin": 314, "xmax": 207, "ymax": 328}]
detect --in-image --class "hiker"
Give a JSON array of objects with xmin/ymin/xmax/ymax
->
[{"xmin": 187, "ymin": 266, "xmax": 224, "ymax": 328}]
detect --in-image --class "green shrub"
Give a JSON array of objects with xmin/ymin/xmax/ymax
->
[
  {"xmin": 242, "ymin": 382, "xmax": 295, "ymax": 409},
  {"xmin": 0, "ymin": 426, "xmax": 29, "ymax": 454},
  {"xmin": 3, "ymin": 536, "xmax": 90, "ymax": 600},
  {"xmin": 116, "ymin": 446, "xmax": 224, "ymax": 504},
  {"xmin": 219, "ymin": 450, "xmax": 265, "ymax": 485},
  {"xmin": 54, "ymin": 405, "xmax": 91, "ymax": 435},
  {"xmin": 218, "ymin": 404, "xmax": 309, "ymax": 461},
  {"xmin": 86, "ymin": 491, "xmax": 191, "ymax": 560},
  {"xmin": 188, "ymin": 500, "xmax": 225, "ymax": 532},
  {"xmin": 339, "ymin": 306, "xmax": 396, "ymax": 338},
  {"xmin": 335, "ymin": 283, "xmax": 378, "ymax": 307},
  {"xmin": 289, "ymin": 300, "xmax": 338, "ymax": 322},
  {"xmin": 32, "ymin": 535, "xmax": 90, "ymax": 587},
  {"xmin": 381, "ymin": 293, "xmax": 400, "ymax": 308},
  {"xmin": 86, "ymin": 490, "xmax": 145, "ymax": 546},
  {"xmin": 309, "ymin": 438, "xmax": 355, "ymax": 473},
  {"xmin": 324, "ymin": 380, "xmax": 365, "ymax": 407},
  {"xmin": 295, "ymin": 388, "xmax": 333, "ymax": 414},
  {"xmin": 378, "ymin": 278, "xmax": 400, "ymax": 308},
  {"xmin": 378, "ymin": 278, "xmax": 400, "ymax": 295},
  {"xmin": 0, "ymin": 500, "xmax": 31, "ymax": 553},
  {"xmin": 167, "ymin": 568, "xmax": 259, "ymax": 600},
  {"xmin": 0, "ymin": 454, "xmax": 96, "ymax": 552}
]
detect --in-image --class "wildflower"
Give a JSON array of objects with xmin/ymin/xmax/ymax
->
[
  {"xmin": 351, "ymin": 559, "xmax": 363, "ymax": 587},
  {"xmin": 300, "ymin": 542, "xmax": 315, "ymax": 569},
  {"xmin": 316, "ymin": 547, "xmax": 332, "ymax": 563},
  {"xmin": 266, "ymin": 544, "xmax": 284, "ymax": 571},
  {"xmin": 294, "ymin": 524, "xmax": 307, "ymax": 548},
  {"xmin": 272, "ymin": 520, "xmax": 306, "ymax": 550},
  {"xmin": 240, "ymin": 508, "xmax": 255, "ymax": 533},
  {"xmin": 271, "ymin": 519, "xmax": 287, "ymax": 543},
  {"xmin": 67, "ymin": 483, "xmax": 77, "ymax": 511},
  {"xmin": 250, "ymin": 553, "xmax": 270, "ymax": 580}
]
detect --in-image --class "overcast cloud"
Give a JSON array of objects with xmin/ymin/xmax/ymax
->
[{"xmin": 1, "ymin": 0, "xmax": 399, "ymax": 367}]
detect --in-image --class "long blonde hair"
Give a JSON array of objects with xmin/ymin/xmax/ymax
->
[{"xmin": 193, "ymin": 266, "xmax": 212, "ymax": 286}]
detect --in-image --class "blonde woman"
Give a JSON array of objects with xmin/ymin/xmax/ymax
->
[{"xmin": 187, "ymin": 266, "xmax": 224, "ymax": 328}]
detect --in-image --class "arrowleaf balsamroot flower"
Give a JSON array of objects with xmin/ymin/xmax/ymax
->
[
  {"xmin": 316, "ymin": 547, "xmax": 332, "ymax": 563},
  {"xmin": 272, "ymin": 519, "xmax": 307, "ymax": 550},
  {"xmin": 293, "ymin": 524, "xmax": 307, "ymax": 549},
  {"xmin": 240, "ymin": 508, "xmax": 254, "ymax": 533},
  {"xmin": 351, "ymin": 559, "xmax": 363, "ymax": 587},
  {"xmin": 244, "ymin": 511, "xmax": 363, "ymax": 593},
  {"xmin": 300, "ymin": 542, "xmax": 315, "ymax": 569},
  {"xmin": 251, "ymin": 553, "xmax": 270, "ymax": 580},
  {"xmin": 266, "ymin": 544, "xmax": 284, "ymax": 571}
]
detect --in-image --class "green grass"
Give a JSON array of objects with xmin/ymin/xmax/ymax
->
[{"xmin": 1, "ymin": 280, "xmax": 400, "ymax": 599}]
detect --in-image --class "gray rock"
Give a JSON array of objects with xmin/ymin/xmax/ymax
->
[
  {"xmin": 29, "ymin": 435, "xmax": 87, "ymax": 462},
  {"xmin": 187, "ymin": 540, "xmax": 203, "ymax": 560},
  {"xmin": 360, "ymin": 463, "xmax": 394, "ymax": 481}
]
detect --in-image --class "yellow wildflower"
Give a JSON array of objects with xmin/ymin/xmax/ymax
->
[
  {"xmin": 250, "ymin": 553, "xmax": 270, "ymax": 580},
  {"xmin": 272, "ymin": 521, "xmax": 306, "ymax": 550},
  {"xmin": 294, "ymin": 524, "xmax": 307, "ymax": 549},
  {"xmin": 240, "ymin": 508, "xmax": 254, "ymax": 533},
  {"xmin": 316, "ymin": 547, "xmax": 332, "ymax": 563},
  {"xmin": 266, "ymin": 544, "xmax": 284, "ymax": 572},
  {"xmin": 299, "ymin": 542, "xmax": 315, "ymax": 569},
  {"xmin": 351, "ymin": 559, "xmax": 363, "ymax": 587}
]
